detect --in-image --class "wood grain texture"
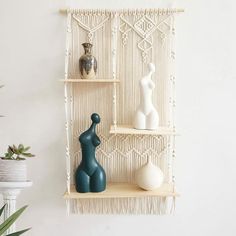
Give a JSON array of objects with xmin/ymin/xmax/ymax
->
[
  {"xmin": 64, "ymin": 182, "xmax": 179, "ymax": 199},
  {"xmin": 60, "ymin": 79, "xmax": 120, "ymax": 83},
  {"xmin": 110, "ymin": 125, "xmax": 176, "ymax": 135}
]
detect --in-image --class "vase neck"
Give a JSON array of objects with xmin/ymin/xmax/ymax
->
[
  {"xmin": 82, "ymin": 43, "xmax": 93, "ymax": 54},
  {"xmin": 84, "ymin": 47, "xmax": 91, "ymax": 54}
]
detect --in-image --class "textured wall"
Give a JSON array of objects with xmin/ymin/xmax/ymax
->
[{"xmin": 0, "ymin": 0, "xmax": 235, "ymax": 235}]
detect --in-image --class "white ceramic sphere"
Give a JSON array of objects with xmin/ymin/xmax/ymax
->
[{"xmin": 135, "ymin": 159, "xmax": 164, "ymax": 191}]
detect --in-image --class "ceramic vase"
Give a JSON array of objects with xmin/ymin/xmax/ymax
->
[
  {"xmin": 79, "ymin": 43, "xmax": 97, "ymax": 79},
  {"xmin": 135, "ymin": 157, "xmax": 164, "ymax": 191},
  {"xmin": 0, "ymin": 159, "xmax": 27, "ymax": 182},
  {"xmin": 134, "ymin": 63, "xmax": 159, "ymax": 130},
  {"xmin": 75, "ymin": 113, "xmax": 106, "ymax": 193}
]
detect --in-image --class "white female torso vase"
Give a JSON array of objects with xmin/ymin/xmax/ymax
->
[
  {"xmin": 134, "ymin": 63, "xmax": 159, "ymax": 130},
  {"xmin": 135, "ymin": 157, "xmax": 164, "ymax": 191}
]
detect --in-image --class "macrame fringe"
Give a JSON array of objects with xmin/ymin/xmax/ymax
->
[{"xmin": 69, "ymin": 197, "xmax": 175, "ymax": 215}]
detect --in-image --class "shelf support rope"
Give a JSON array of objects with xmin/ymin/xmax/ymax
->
[{"xmin": 64, "ymin": 12, "xmax": 72, "ymax": 195}]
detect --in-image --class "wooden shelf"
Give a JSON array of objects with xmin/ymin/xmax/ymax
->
[
  {"xmin": 110, "ymin": 125, "xmax": 176, "ymax": 135},
  {"xmin": 60, "ymin": 79, "xmax": 120, "ymax": 83},
  {"xmin": 64, "ymin": 182, "xmax": 178, "ymax": 199}
]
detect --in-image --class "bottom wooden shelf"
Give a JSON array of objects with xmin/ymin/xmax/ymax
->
[{"xmin": 64, "ymin": 182, "xmax": 179, "ymax": 199}]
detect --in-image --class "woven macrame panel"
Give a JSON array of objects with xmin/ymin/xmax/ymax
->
[{"xmin": 64, "ymin": 9, "xmax": 176, "ymax": 214}]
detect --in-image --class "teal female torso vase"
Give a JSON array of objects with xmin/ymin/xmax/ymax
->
[{"xmin": 75, "ymin": 113, "xmax": 106, "ymax": 193}]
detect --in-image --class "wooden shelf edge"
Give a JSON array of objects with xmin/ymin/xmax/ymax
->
[
  {"xmin": 63, "ymin": 183, "xmax": 179, "ymax": 199},
  {"xmin": 60, "ymin": 79, "xmax": 120, "ymax": 83},
  {"xmin": 109, "ymin": 125, "xmax": 177, "ymax": 135}
]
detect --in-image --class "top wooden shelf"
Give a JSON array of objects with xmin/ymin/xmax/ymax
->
[{"xmin": 60, "ymin": 79, "xmax": 120, "ymax": 83}]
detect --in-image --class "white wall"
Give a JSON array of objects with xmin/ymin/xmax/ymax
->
[{"xmin": 0, "ymin": 0, "xmax": 236, "ymax": 235}]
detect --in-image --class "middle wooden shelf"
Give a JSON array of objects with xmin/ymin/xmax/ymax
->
[{"xmin": 109, "ymin": 125, "xmax": 176, "ymax": 135}]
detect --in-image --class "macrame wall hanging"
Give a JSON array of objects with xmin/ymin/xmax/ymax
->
[{"xmin": 61, "ymin": 8, "xmax": 183, "ymax": 215}]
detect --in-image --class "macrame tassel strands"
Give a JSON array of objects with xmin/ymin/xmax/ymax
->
[{"xmin": 72, "ymin": 197, "xmax": 172, "ymax": 215}]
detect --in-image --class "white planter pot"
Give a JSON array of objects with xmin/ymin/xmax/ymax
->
[
  {"xmin": 0, "ymin": 159, "xmax": 27, "ymax": 182},
  {"xmin": 135, "ymin": 157, "xmax": 164, "ymax": 191}
]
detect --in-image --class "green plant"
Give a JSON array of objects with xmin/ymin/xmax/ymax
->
[
  {"xmin": 3, "ymin": 145, "xmax": 35, "ymax": 161},
  {"xmin": 0, "ymin": 205, "xmax": 30, "ymax": 236}
]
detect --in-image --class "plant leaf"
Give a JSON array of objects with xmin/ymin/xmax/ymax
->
[
  {"xmin": 0, "ymin": 204, "xmax": 6, "ymax": 217},
  {"xmin": 0, "ymin": 206, "xmax": 28, "ymax": 235},
  {"xmin": 5, "ymin": 153, "xmax": 10, "ymax": 158},
  {"xmin": 6, "ymin": 228, "xmax": 31, "ymax": 236},
  {"xmin": 5, "ymin": 151, "xmax": 14, "ymax": 159},
  {"xmin": 21, "ymin": 153, "xmax": 35, "ymax": 157},
  {"xmin": 9, "ymin": 146, "xmax": 16, "ymax": 155},
  {"xmin": 11, "ymin": 145, "xmax": 20, "ymax": 155},
  {"xmin": 8, "ymin": 147, "xmax": 14, "ymax": 154},
  {"xmin": 23, "ymin": 147, "xmax": 30, "ymax": 152},
  {"xmin": 18, "ymin": 144, "xmax": 24, "ymax": 153}
]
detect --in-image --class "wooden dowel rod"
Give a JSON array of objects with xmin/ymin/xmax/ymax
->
[
  {"xmin": 59, "ymin": 8, "xmax": 185, "ymax": 14},
  {"xmin": 59, "ymin": 9, "xmax": 67, "ymax": 14}
]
